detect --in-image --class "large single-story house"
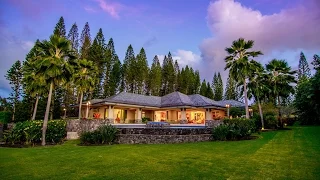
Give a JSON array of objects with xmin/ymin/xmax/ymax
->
[{"xmin": 81, "ymin": 91, "xmax": 245, "ymax": 124}]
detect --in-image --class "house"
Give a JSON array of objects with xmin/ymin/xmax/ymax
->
[{"xmin": 81, "ymin": 91, "xmax": 245, "ymax": 124}]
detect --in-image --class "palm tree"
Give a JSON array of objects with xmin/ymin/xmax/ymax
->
[
  {"xmin": 73, "ymin": 59, "xmax": 97, "ymax": 120},
  {"xmin": 248, "ymin": 62, "xmax": 268, "ymax": 129},
  {"xmin": 23, "ymin": 65, "xmax": 47, "ymax": 120},
  {"xmin": 266, "ymin": 59, "xmax": 296, "ymax": 127},
  {"xmin": 225, "ymin": 38, "xmax": 263, "ymax": 119},
  {"xmin": 34, "ymin": 35, "xmax": 76, "ymax": 145}
]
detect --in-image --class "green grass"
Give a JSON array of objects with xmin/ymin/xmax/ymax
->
[{"xmin": 1, "ymin": 126, "xmax": 320, "ymax": 180}]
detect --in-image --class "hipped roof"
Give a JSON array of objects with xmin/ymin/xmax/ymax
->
[{"xmin": 86, "ymin": 91, "xmax": 245, "ymax": 108}]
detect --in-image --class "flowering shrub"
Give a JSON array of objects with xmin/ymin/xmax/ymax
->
[{"xmin": 3, "ymin": 120, "xmax": 66, "ymax": 145}]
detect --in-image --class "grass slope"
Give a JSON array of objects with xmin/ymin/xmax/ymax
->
[{"xmin": 0, "ymin": 126, "xmax": 319, "ymax": 180}]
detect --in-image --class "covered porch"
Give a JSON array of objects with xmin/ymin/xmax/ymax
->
[{"xmin": 81, "ymin": 103, "xmax": 226, "ymax": 124}]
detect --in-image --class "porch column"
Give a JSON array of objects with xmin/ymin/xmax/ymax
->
[
  {"xmin": 136, "ymin": 108, "xmax": 142, "ymax": 123},
  {"xmin": 205, "ymin": 108, "xmax": 212, "ymax": 120},
  {"xmin": 85, "ymin": 102, "xmax": 90, "ymax": 118},
  {"xmin": 180, "ymin": 108, "xmax": 187, "ymax": 124},
  {"xmin": 108, "ymin": 105, "xmax": 114, "ymax": 124}
]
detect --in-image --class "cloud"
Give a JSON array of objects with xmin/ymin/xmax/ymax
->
[
  {"xmin": 84, "ymin": 6, "xmax": 97, "ymax": 13},
  {"xmin": 143, "ymin": 36, "xmax": 157, "ymax": 48},
  {"xmin": 157, "ymin": 50, "xmax": 202, "ymax": 68},
  {"xmin": 95, "ymin": 0, "xmax": 122, "ymax": 19},
  {"xmin": 199, "ymin": 0, "xmax": 320, "ymax": 80}
]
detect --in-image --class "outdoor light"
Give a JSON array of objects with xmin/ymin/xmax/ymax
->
[
  {"xmin": 63, "ymin": 108, "xmax": 67, "ymax": 119},
  {"xmin": 226, "ymin": 104, "xmax": 230, "ymax": 118}
]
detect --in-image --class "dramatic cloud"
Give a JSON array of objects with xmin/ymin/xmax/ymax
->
[
  {"xmin": 157, "ymin": 50, "xmax": 202, "ymax": 67},
  {"xmin": 95, "ymin": 0, "xmax": 123, "ymax": 19},
  {"xmin": 200, "ymin": 0, "xmax": 320, "ymax": 80}
]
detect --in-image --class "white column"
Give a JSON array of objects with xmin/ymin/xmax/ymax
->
[
  {"xmin": 108, "ymin": 106, "xmax": 114, "ymax": 120},
  {"xmin": 205, "ymin": 108, "xmax": 212, "ymax": 120},
  {"xmin": 136, "ymin": 108, "xmax": 142, "ymax": 123},
  {"xmin": 180, "ymin": 108, "xmax": 186, "ymax": 120},
  {"xmin": 85, "ymin": 104, "xmax": 89, "ymax": 118}
]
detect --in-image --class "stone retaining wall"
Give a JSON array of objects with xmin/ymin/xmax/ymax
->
[
  {"xmin": 66, "ymin": 119, "xmax": 111, "ymax": 134},
  {"xmin": 118, "ymin": 134, "xmax": 212, "ymax": 144}
]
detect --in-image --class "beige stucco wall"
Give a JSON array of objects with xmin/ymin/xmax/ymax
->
[
  {"xmin": 144, "ymin": 110, "xmax": 154, "ymax": 120},
  {"xmin": 167, "ymin": 110, "xmax": 178, "ymax": 120},
  {"xmin": 127, "ymin": 110, "xmax": 135, "ymax": 121}
]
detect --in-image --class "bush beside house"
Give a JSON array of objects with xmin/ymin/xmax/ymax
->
[
  {"xmin": 3, "ymin": 120, "xmax": 66, "ymax": 146},
  {"xmin": 80, "ymin": 124, "xmax": 119, "ymax": 145},
  {"xmin": 212, "ymin": 118, "xmax": 257, "ymax": 141}
]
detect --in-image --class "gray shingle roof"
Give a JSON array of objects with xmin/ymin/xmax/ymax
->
[
  {"xmin": 161, "ymin": 92, "xmax": 194, "ymax": 107},
  {"xmin": 104, "ymin": 92, "xmax": 161, "ymax": 107},
  {"xmin": 217, "ymin": 100, "xmax": 245, "ymax": 107},
  {"xmin": 92, "ymin": 91, "xmax": 242, "ymax": 108}
]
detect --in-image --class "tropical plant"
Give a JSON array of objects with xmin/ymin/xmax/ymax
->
[
  {"xmin": 33, "ymin": 35, "xmax": 76, "ymax": 145},
  {"xmin": 73, "ymin": 59, "xmax": 97, "ymax": 119},
  {"xmin": 247, "ymin": 62, "xmax": 268, "ymax": 129},
  {"xmin": 265, "ymin": 59, "xmax": 296, "ymax": 127},
  {"xmin": 224, "ymin": 38, "xmax": 263, "ymax": 118}
]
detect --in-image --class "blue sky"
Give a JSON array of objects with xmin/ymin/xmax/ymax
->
[{"xmin": 0, "ymin": 0, "xmax": 319, "ymax": 97}]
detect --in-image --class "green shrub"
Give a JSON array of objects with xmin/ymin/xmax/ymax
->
[
  {"xmin": 264, "ymin": 112, "xmax": 278, "ymax": 129},
  {"xmin": 213, "ymin": 118, "xmax": 257, "ymax": 141},
  {"xmin": 212, "ymin": 124, "xmax": 230, "ymax": 141},
  {"xmin": 80, "ymin": 124, "xmax": 119, "ymax": 145},
  {"xmin": 0, "ymin": 111, "xmax": 11, "ymax": 124},
  {"xmin": 142, "ymin": 117, "xmax": 151, "ymax": 123},
  {"xmin": 3, "ymin": 120, "xmax": 66, "ymax": 145}
]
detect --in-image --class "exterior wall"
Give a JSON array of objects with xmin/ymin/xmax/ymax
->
[
  {"xmin": 126, "ymin": 110, "xmax": 135, "ymax": 122},
  {"xmin": 88, "ymin": 107, "xmax": 105, "ymax": 119},
  {"xmin": 167, "ymin": 110, "xmax": 178, "ymax": 120},
  {"xmin": 211, "ymin": 109, "xmax": 226, "ymax": 120},
  {"xmin": 144, "ymin": 110, "xmax": 154, "ymax": 120}
]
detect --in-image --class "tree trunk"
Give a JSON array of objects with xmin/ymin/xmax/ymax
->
[
  {"xmin": 277, "ymin": 95, "xmax": 282, "ymax": 128},
  {"xmin": 78, "ymin": 91, "xmax": 83, "ymax": 120},
  {"xmin": 243, "ymin": 79, "xmax": 249, "ymax": 119},
  {"xmin": 32, "ymin": 95, "xmax": 39, "ymax": 120},
  {"xmin": 42, "ymin": 82, "xmax": 54, "ymax": 146},
  {"xmin": 12, "ymin": 102, "xmax": 15, "ymax": 122},
  {"xmin": 258, "ymin": 98, "xmax": 264, "ymax": 130}
]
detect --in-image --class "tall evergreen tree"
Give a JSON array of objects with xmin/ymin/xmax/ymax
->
[
  {"xmin": 67, "ymin": 23, "xmax": 79, "ymax": 54},
  {"xmin": 5, "ymin": 60, "xmax": 23, "ymax": 122},
  {"xmin": 123, "ymin": 45, "xmax": 136, "ymax": 93},
  {"xmin": 164, "ymin": 52, "xmax": 176, "ymax": 94},
  {"xmin": 298, "ymin": 52, "xmax": 311, "ymax": 80},
  {"xmin": 149, "ymin": 55, "xmax": 162, "ymax": 96},
  {"xmin": 214, "ymin": 72, "xmax": 223, "ymax": 100},
  {"xmin": 89, "ymin": 28, "xmax": 106, "ymax": 98},
  {"xmin": 53, "ymin": 16, "xmax": 66, "ymax": 38},
  {"xmin": 109, "ymin": 56, "xmax": 122, "ymax": 96},
  {"xmin": 200, "ymin": 79, "xmax": 207, "ymax": 97},
  {"xmin": 206, "ymin": 82, "xmax": 214, "ymax": 99},
  {"xmin": 80, "ymin": 22, "xmax": 91, "ymax": 60},
  {"xmin": 173, "ymin": 60, "xmax": 180, "ymax": 91},
  {"xmin": 194, "ymin": 70, "xmax": 201, "ymax": 94},
  {"xmin": 103, "ymin": 38, "xmax": 116, "ymax": 97},
  {"xmin": 211, "ymin": 73, "xmax": 217, "ymax": 98},
  {"xmin": 312, "ymin": 54, "xmax": 320, "ymax": 71},
  {"xmin": 188, "ymin": 67, "xmax": 196, "ymax": 94},
  {"xmin": 224, "ymin": 74, "xmax": 238, "ymax": 100},
  {"xmin": 135, "ymin": 48, "xmax": 149, "ymax": 94}
]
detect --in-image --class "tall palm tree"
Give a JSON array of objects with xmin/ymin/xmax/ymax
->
[
  {"xmin": 225, "ymin": 38, "xmax": 263, "ymax": 119},
  {"xmin": 248, "ymin": 62, "xmax": 268, "ymax": 129},
  {"xmin": 73, "ymin": 59, "xmax": 97, "ymax": 120},
  {"xmin": 266, "ymin": 59, "xmax": 296, "ymax": 127},
  {"xmin": 34, "ymin": 35, "xmax": 76, "ymax": 145}
]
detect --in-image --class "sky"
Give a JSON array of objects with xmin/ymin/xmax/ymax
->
[{"xmin": 0, "ymin": 0, "xmax": 319, "ymax": 98}]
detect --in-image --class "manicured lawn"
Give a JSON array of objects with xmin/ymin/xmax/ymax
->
[{"xmin": 1, "ymin": 126, "xmax": 320, "ymax": 180}]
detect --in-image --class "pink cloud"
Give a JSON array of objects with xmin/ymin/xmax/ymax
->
[
  {"xmin": 95, "ymin": 0, "xmax": 123, "ymax": 19},
  {"xmin": 199, "ymin": 0, "xmax": 320, "ymax": 81}
]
